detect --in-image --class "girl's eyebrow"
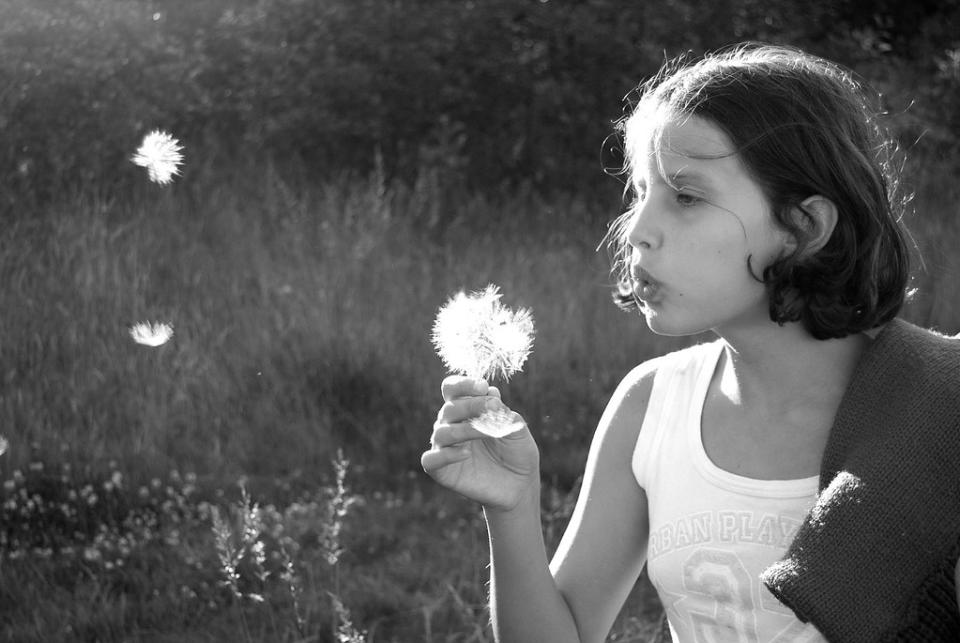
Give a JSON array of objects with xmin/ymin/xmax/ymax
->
[{"xmin": 666, "ymin": 168, "xmax": 716, "ymax": 186}]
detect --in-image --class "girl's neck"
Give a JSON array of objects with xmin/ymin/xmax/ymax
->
[{"xmin": 714, "ymin": 321, "xmax": 871, "ymax": 413}]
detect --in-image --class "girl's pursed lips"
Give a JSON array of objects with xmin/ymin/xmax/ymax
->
[
  {"xmin": 630, "ymin": 265, "xmax": 660, "ymax": 287},
  {"xmin": 630, "ymin": 266, "xmax": 664, "ymax": 302}
]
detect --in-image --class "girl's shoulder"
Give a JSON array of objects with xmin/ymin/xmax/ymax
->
[
  {"xmin": 609, "ymin": 339, "xmax": 722, "ymax": 416},
  {"xmin": 592, "ymin": 340, "xmax": 724, "ymax": 477},
  {"xmin": 620, "ymin": 339, "xmax": 722, "ymax": 388}
]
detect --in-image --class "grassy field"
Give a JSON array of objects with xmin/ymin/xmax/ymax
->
[{"xmin": 1, "ymin": 151, "xmax": 958, "ymax": 641}]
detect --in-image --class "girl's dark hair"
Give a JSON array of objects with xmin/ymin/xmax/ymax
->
[{"xmin": 608, "ymin": 43, "xmax": 911, "ymax": 339}]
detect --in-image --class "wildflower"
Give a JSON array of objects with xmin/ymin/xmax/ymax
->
[
  {"xmin": 431, "ymin": 284, "xmax": 535, "ymax": 382},
  {"xmin": 165, "ymin": 529, "xmax": 181, "ymax": 547},
  {"xmin": 129, "ymin": 321, "xmax": 174, "ymax": 347},
  {"xmin": 331, "ymin": 593, "xmax": 367, "ymax": 643},
  {"xmin": 131, "ymin": 130, "xmax": 184, "ymax": 184},
  {"xmin": 320, "ymin": 450, "xmax": 357, "ymax": 566}
]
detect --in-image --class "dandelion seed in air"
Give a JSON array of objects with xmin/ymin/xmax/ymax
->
[
  {"xmin": 432, "ymin": 284, "xmax": 535, "ymax": 382},
  {"xmin": 129, "ymin": 321, "xmax": 174, "ymax": 347},
  {"xmin": 131, "ymin": 130, "xmax": 184, "ymax": 184},
  {"xmin": 0, "ymin": 435, "xmax": 8, "ymax": 456}
]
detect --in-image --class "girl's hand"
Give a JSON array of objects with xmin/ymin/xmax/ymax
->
[{"xmin": 422, "ymin": 376, "xmax": 540, "ymax": 513}]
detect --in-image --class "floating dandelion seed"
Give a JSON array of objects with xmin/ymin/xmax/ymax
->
[
  {"xmin": 129, "ymin": 321, "xmax": 174, "ymax": 347},
  {"xmin": 432, "ymin": 284, "xmax": 535, "ymax": 382},
  {"xmin": 432, "ymin": 285, "xmax": 534, "ymax": 438},
  {"xmin": 131, "ymin": 130, "xmax": 184, "ymax": 184},
  {"xmin": 0, "ymin": 435, "xmax": 7, "ymax": 456}
]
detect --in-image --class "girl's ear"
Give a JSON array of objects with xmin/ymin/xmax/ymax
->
[{"xmin": 788, "ymin": 195, "xmax": 838, "ymax": 257}]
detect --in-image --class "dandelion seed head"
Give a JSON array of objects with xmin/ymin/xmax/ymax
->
[
  {"xmin": 129, "ymin": 321, "xmax": 174, "ymax": 347},
  {"xmin": 131, "ymin": 130, "xmax": 184, "ymax": 184},
  {"xmin": 471, "ymin": 407, "xmax": 525, "ymax": 438},
  {"xmin": 431, "ymin": 284, "xmax": 535, "ymax": 381}
]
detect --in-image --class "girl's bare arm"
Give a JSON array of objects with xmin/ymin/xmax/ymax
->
[
  {"xmin": 548, "ymin": 361, "xmax": 658, "ymax": 642},
  {"xmin": 485, "ymin": 361, "xmax": 659, "ymax": 643},
  {"xmin": 425, "ymin": 362, "xmax": 658, "ymax": 643}
]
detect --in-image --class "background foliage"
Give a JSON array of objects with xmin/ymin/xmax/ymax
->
[{"xmin": 2, "ymin": 0, "xmax": 958, "ymax": 203}]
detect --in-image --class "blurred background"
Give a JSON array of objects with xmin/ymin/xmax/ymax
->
[{"xmin": 1, "ymin": 1, "xmax": 958, "ymax": 641}]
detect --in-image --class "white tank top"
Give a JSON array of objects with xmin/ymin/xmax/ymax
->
[{"xmin": 633, "ymin": 341, "xmax": 827, "ymax": 643}]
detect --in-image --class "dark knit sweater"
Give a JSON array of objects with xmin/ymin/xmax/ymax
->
[{"xmin": 760, "ymin": 319, "xmax": 960, "ymax": 642}]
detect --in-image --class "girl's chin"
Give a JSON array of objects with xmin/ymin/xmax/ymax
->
[{"xmin": 641, "ymin": 309, "xmax": 709, "ymax": 338}]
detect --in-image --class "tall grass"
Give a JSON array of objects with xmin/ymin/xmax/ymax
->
[
  {"xmin": 0, "ymin": 159, "xmax": 686, "ymax": 486},
  {"xmin": 899, "ymin": 151, "xmax": 960, "ymax": 331}
]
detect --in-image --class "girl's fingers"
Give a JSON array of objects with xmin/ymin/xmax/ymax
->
[
  {"xmin": 421, "ymin": 444, "xmax": 471, "ymax": 473},
  {"xmin": 437, "ymin": 395, "xmax": 502, "ymax": 423},
  {"xmin": 441, "ymin": 376, "xmax": 489, "ymax": 401},
  {"xmin": 431, "ymin": 419, "xmax": 489, "ymax": 449}
]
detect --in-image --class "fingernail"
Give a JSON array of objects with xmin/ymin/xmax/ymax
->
[{"xmin": 485, "ymin": 397, "xmax": 502, "ymax": 411}]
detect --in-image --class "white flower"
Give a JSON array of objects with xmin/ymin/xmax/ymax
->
[
  {"xmin": 129, "ymin": 321, "xmax": 174, "ymax": 347},
  {"xmin": 131, "ymin": 130, "xmax": 184, "ymax": 184},
  {"xmin": 431, "ymin": 284, "xmax": 535, "ymax": 382}
]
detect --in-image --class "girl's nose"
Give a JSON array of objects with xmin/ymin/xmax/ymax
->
[{"xmin": 625, "ymin": 200, "xmax": 659, "ymax": 250}]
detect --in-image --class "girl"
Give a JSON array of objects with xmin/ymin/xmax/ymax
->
[{"xmin": 422, "ymin": 43, "xmax": 960, "ymax": 642}]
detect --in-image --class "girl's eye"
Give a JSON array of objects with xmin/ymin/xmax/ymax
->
[{"xmin": 675, "ymin": 192, "xmax": 700, "ymax": 206}]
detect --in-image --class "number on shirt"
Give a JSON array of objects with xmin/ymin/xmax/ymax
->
[{"xmin": 682, "ymin": 549, "xmax": 759, "ymax": 643}]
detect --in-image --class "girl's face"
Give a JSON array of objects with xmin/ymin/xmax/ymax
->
[{"xmin": 623, "ymin": 112, "xmax": 791, "ymax": 337}]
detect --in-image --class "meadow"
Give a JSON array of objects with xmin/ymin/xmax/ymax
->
[{"xmin": 1, "ymin": 143, "xmax": 958, "ymax": 641}]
